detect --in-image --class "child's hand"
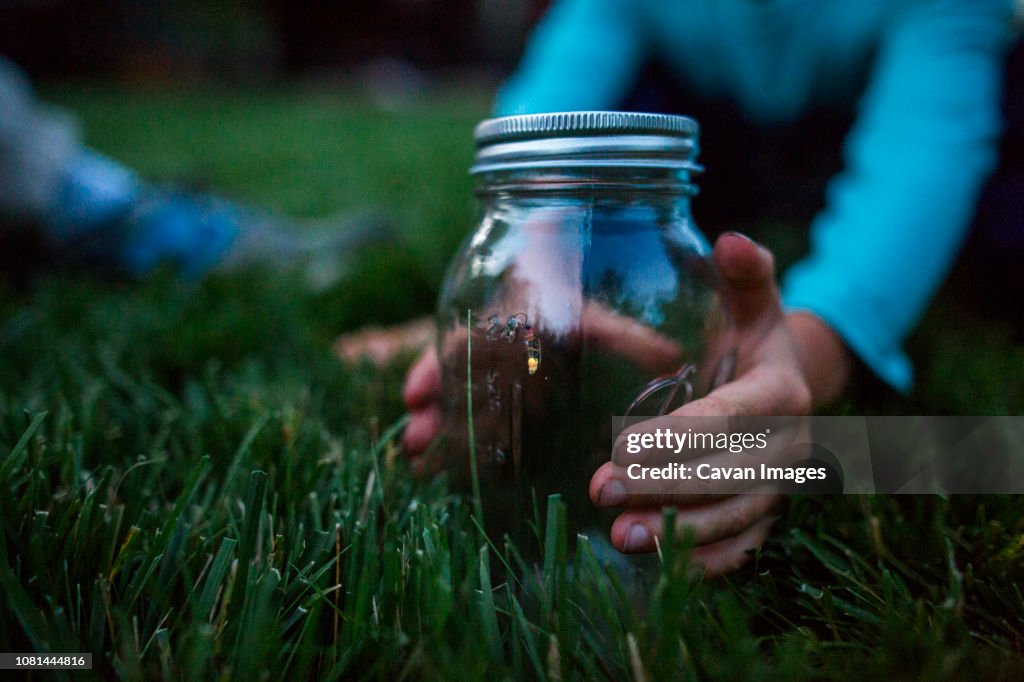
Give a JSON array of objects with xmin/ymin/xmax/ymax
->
[
  {"xmin": 402, "ymin": 232, "xmax": 850, "ymax": 575},
  {"xmin": 589, "ymin": 233, "xmax": 849, "ymax": 575}
]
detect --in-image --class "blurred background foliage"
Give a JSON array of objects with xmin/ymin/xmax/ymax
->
[{"xmin": 0, "ymin": 0, "xmax": 542, "ymax": 83}]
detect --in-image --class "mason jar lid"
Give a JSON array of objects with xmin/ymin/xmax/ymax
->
[{"xmin": 471, "ymin": 111, "xmax": 701, "ymax": 175}]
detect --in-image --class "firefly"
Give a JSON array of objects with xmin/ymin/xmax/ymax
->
[
  {"xmin": 485, "ymin": 312, "xmax": 541, "ymax": 375},
  {"xmin": 503, "ymin": 313, "xmax": 528, "ymax": 342},
  {"xmin": 484, "ymin": 314, "xmax": 504, "ymax": 341},
  {"xmin": 519, "ymin": 316, "xmax": 541, "ymax": 375}
]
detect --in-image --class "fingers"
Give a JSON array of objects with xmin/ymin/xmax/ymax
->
[
  {"xmin": 334, "ymin": 316, "xmax": 434, "ymax": 366},
  {"xmin": 403, "ymin": 346, "xmax": 441, "ymax": 410},
  {"xmin": 691, "ymin": 363, "xmax": 812, "ymax": 418},
  {"xmin": 604, "ymin": 495, "xmax": 781, "ymax": 578},
  {"xmin": 712, "ymin": 232, "xmax": 781, "ymax": 329},
  {"xmin": 403, "ymin": 403, "xmax": 443, "ymax": 454},
  {"xmin": 403, "ymin": 347, "xmax": 444, "ymax": 456},
  {"xmin": 610, "ymin": 372, "xmax": 809, "ymax": 469},
  {"xmin": 607, "ymin": 494, "xmax": 782, "ymax": 551},
  {"xmin": 591, "ymin": 459, "xmax": 747, "ymax": 507}
]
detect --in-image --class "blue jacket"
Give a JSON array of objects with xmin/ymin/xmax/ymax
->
[{"xmin": 496, "ymin": 0, "xmax": 1015, "ymax": 391}]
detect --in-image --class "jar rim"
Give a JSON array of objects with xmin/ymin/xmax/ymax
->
[{"xmin": 472, "ymin": 111, "xmax": 701, "ymax": 174}]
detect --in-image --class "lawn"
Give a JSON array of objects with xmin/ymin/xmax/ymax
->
[{"xmin": 1, "ymin": 84, "xmax": 1023, "ymax": 680}]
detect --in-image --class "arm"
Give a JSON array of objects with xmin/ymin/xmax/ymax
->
[
  {"xmin": 494, "ymin": 0, "xmax": 647, "ymax": 115},
  {"xmin": 782, "ymin": 0, "xmax": 1014, "ymax": 392}
]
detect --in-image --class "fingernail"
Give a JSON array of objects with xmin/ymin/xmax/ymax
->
[
  {"xmin": 721, "ymin": 231, "xmax": 755, "ymax": 244},
  {"xmin": 623, "ymin": 524, "xmax": 651, "ymax": 552},
  {"xmin": 597, "ymin": 479, "xmax": 627, "ymax": 507},
  {"xmin": 722, "ymin": 231, "xmax": 771, "ymax": 260}
]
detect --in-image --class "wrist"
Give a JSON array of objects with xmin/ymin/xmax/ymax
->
[{"xmin": 784, "ymin": 311, "xmax": 851, "ymax": 407}]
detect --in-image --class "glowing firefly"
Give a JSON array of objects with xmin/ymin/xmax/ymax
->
[{"xmin": 522, "ymin": 321, "xmax": 541, "ymax": 375}]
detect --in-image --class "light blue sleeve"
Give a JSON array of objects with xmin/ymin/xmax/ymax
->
[
  {"xmin": 781, "ymin": 0, "xmax": 1013, "ymax": 392},
  {"xmin": 494, "ymin": 0, "xmax": 647, "ymax": 115}
]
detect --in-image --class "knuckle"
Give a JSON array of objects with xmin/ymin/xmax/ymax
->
[{"xmin": 686, "ymin": 397, "xmax": 746, "ymax": 418}]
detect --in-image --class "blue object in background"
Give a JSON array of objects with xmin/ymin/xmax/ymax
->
[{"xmin": 46, "ymin": 151, "xmax": 238, "ymax": 278}]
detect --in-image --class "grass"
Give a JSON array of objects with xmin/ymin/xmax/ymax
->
[{"xmin": 1, "ymin": 83, "xmax": 1023, "ymax": 679}]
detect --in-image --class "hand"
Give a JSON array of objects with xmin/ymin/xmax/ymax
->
[
  {"xmin": 402, "ymin": 232, "xmax": 851, "ymax": 575},
  {"xmin": 588, "ymin": 232, "xmax": 850, "ymax": 576},
  {"xmin": 334, "ymin": 316, "xmax": 434, "ymax": 366}
]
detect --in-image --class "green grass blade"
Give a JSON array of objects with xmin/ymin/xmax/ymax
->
[
  {"xmin": 478, "ymin": 545, "xmax": 503, "ymax": 661},
  {"xmin": 197, "ymin": 537, "xmax": 238, "ymax": 621},
  {"xmin": 0, "ymin": 411, "xmax": 47, "ymax": 482},
  {"xmin": 466, "ymin": 308, "xmax": 484, "ymax": 525}
]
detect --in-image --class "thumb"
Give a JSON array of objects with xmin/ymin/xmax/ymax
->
[{"xmin": 713, "ymin": 232, "xmax": 781, "ymax": 329}]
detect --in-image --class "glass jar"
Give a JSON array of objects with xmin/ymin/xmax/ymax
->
[{"xmin": 435, "ymin": 112, "xmax": 734, "ymax": 548}]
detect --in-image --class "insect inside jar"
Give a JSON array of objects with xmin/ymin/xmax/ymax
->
[{"xmin": 484, "ymin": 313, "xmax": 542, "ymax": 375}]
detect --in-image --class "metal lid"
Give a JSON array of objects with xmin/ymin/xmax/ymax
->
[
  {"xmin": 475, "ymin": 111, "xmax": 698, "ymax": 145},
  {"xmin": 471, "ymin": 111, "xmax": 701, "ymax": 175}
]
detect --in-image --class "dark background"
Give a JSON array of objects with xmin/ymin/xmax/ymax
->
[{"xmin": 0, "ymin": 0, "xmax": 550, "ymax": 82}]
